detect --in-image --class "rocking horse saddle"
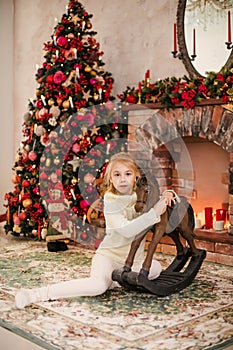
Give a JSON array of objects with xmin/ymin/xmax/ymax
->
[{"xmin": 112, "ymin": 248, "xmax": 206, "ymax": 296}]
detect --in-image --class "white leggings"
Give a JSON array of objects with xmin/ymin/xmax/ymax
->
[{"xmin": 43, "ymin": 253, "xmax": 162, "ymax": 300}]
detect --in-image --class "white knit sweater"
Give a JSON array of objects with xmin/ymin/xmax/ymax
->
[{"xmin": 96, "ymin": 191, "xmax": 161, "ymax": 265}]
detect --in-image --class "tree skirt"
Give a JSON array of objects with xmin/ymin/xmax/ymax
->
[{"xmin": 0, "ymin": 237, "xmax": 232, "ymax": 350}]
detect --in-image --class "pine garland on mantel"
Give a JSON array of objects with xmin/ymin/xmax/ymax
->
[{"xmin": 118, "ymin": 66, "xmax": 233, "ymax": 111}]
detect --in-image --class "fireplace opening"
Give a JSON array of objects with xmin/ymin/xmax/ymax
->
[{"xmin": 182, "ymin": 136, "xmax": 229, "ymax": 228}]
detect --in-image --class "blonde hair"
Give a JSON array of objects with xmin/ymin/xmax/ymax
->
[{"xmin": 103, "ymin": 152, "xmax": 140, "ymax": 194}]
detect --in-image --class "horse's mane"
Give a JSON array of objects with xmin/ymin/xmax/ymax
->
[{"xmin": 136, "ymin": 173, "xmax": 160, "ymax": 210}]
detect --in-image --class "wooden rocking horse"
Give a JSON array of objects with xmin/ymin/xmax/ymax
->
[{"xmin": 112, "ymin": 174, "xmax": 206, "ymax": 296}]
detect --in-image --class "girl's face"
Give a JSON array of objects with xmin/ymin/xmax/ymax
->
[{"xmin": 110, "ymin": 161, "xmax": 136, "ymax": 195}]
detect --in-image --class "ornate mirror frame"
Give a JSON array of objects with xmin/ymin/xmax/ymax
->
[{"xmin": 177, "ymin": 0, "xmax": 233, "ymax": 77}]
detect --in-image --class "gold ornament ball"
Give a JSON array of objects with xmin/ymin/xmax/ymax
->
[
  {"xmin": 84, "ymin": 66, "xmax": 92, "ymax": 73},
  {"xmin": 71, "ymin": 177, "xmax": 78, "ymax": 185},
  {"xmin": 62, "ymin": 100, "xmax": 70, "ymax": 109},
  {"xmin": 67, "ymin": 33, "xmax": 75, "ymax": 39},
  {"xmin": 84, "ymin": 173, "xmax": 95, "ymax": 184},
  {"xmin": 54, "ymin": 157, "xmax": 60, "ymax": 165},
  {"xmin": 86, "ymin": 22, "xmax": 92, "ymax": 29},
  {"xmin": 48, "ymin": 98, "xmax": 55, "ymax": 106},
  {"xmin": 90, "ymin": 70, "xmax": 97, "ymax": 76},
  {"xmin": 13, "ymin": 225, "xmax": 21, "ymax": 233},
  {"xmin": 31, "ymin": 229, "xmax": 38, "ymax": 236},
  {"xmin": 40, "ymin": 154, "xmax": 46, "ymax": 163},
  {"xmin": 22, "ymin": 198, "xmax": 32, "ymax": 208},
  {"xmin": 45, "ymin": 158, "xmax": 51, "ymax": 167}
]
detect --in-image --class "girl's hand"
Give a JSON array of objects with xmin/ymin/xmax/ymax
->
[
  {"xmin": 161, "ymin": 190, "xmax": 179, "ymax": 206},
  {"xmin": 153, "ymin": 197, "xmax": 168, "ymax": 217}
]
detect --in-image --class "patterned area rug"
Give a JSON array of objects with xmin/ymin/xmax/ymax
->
[{"xmin": 0, "ymin": 231, "xmax": 232, "ymax": 350}]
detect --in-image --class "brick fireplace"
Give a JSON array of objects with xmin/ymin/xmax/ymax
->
[{"xmin": 124, "ymin": 100, "xmax": 233, "ymax": 266}]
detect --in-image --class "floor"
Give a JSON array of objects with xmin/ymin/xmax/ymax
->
[
  {"xmin": 0, "ymin": 327, "xmax": 46, "ymax": 350},
  {"xmin": 0, "ymin": 222, "xmax": 233, "ymax": 350},
  {"xmin": 0, "ymin": 224, "xmax": 45, "ymax": 349}
]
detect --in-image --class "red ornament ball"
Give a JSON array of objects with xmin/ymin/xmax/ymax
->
[
  {"xmin": 125, "ymin": 95, "xmax": 137, "ymax": 104},
  {"xmin": 95, "ymin": 135, "xmax": 105, "ymax": 143},
  {"xmin": 13, "ymin": 216, "xmax": 21, "ymax": 225},
  {"xmin": 22, "ymin": 180, "xmax": 30, "ymax": 188},
  {"xmin": 18, "ymin": 212, "xmax": 27, "ymax": 221},
  {"xmin": 80, "ymin": 232, "xmax": 89, "ymax": 241},
  {"xmin": 79, "ymin": 199, "xmax": 89, "ymax": 210},
  {"xmin": 72, "ymin": 143, "xmax": 80, "ymax": 153},
  {"xmin": 28, "ymin": 151, "xmax": 37, "ymax": 161}
]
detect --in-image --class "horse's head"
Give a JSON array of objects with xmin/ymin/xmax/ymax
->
[
  {"xmin": 135, "ymin": 176, "xmax": 149, "ymax": 213},
  {"xmin": 135, "ymin": 175, "xmax": 160, "ymax": 213}
]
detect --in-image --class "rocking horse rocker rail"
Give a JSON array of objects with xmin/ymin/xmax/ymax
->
[
  {"xmin": 112, "ymin": 175, "xmax": 206, "ymax": 296},
  {"xmin": 112, "ymin": 248, "xmax": 206, "ymax": 296}
]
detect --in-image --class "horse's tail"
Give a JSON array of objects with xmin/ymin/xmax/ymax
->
[
  {"xmin": 166, "ymin": 197, "xmax": 195, "ymax": 236},
  {"xmin": 187, "ymin": 203, "xmax": 195, "ymax": 233}
]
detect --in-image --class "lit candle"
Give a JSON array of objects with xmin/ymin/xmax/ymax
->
[
  {"xmin": 70, "ymin": 189, "xmax": 76, "ymax": 200},
  {"xmin": 56, "ymin": 49, "xmax": 59, "ymax": 58},
  {"xmin": 29, "ymin": 98, "xmax": 35, "ymax": 106},
  {"xmin": 193, "ymin": 28, "xmax": 196, "ymax": 55},
  {"xmin": 73, "ymin": 223, "xmax": 77, "ymax": 243},
  {"xmin": 173, "ymin": 23, "xmax": 177, "ymax": 52},
  {"xmin": 69, "ymin": 96, "xmax": 74, "ymax": 108},
  {"xmin": 73, "ymin": 48, "xmax": 77, "ymax": 59},
  {"xmin": 216, "ymin": 209, "xmax": 226, "ymax": 222},
  {"xmin": 41, "ymin": 95, "xmax": 47, "ymax": 107},
  {"xmin": 32, "ymin": 139, "xmax": 36, "ymax": 151},
  {"xmin": 82, "ymin": 214, "xmax": 86, "ymax": 226},
  {"xmin": 76, "ymin": 67, "xmax": 80, "ymax": 79},
  {"xmin": 82, "ymin": 21, "xmax": 86, "ymax": 31},
  {"xmin": 195, "ymin": 218, "xmax": 201, "ymax": 229},
  {"xmin": 145, "ymin": 70, "xmax": 150, "ymax": 87},
  {"xmin": 98, "ymin": 88, "xmax": 102, "ymax": 100},
  {"xmin": 228, "ymin": 10, "xmax": 231, "ymax": 43},
  {"xmin": 106, "ymin": 143, "xmax": 111, "ymax": 155},
  {"xmin": 53, "ymin": 35, "xmax": 57, "ymax": 46},
  {"xmin": 138, "ymin": 82, "xmax": 142, "ymax": 93}
]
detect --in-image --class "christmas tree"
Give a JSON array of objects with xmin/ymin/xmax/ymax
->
[{"xmin": 4, "ymin": 0, "xmax": 127, "ymax": 247}]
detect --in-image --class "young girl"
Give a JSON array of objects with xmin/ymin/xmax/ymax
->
[{"xmin": 15, "ymin": 152, "xmax": 173, "ymax": 309}]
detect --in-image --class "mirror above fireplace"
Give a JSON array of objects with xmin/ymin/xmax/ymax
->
[{"xmin": 177, "ymin": 0, "xmax": 233, "ymax": 77}]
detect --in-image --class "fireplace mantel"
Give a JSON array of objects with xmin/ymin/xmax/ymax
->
[{"xmin": 122, "ymin": 98, "xmax": 226, "ymax": 111}]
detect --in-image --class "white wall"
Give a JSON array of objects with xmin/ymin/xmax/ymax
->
[
  {"xmin": 0, "ymin": 0, "xmax": 14, "ymax": 214},
  {"xmin": 1, "ymin": 0, "xmax": 189, "ymax": 214}
]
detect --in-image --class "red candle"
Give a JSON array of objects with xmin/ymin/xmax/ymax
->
[
  {"xmin": 138, "ymin": 82, "xmax": 142, "ymax": 93},
  {"xmin": 174, "ymin": 23, "xmax": 177, "ymax": 52},
  {"xmin": 193, "ymin": 28, "xmax": 196, "ymax": 55},
  {"xmin": 228, "ymin": 11, "xmax": 231, "ymax": 42},
  {"xmin": 216, "ymin": 209, "xmax": 226, "ymax": 222},
  {"xmin": 145, "ymin": 69, "xmax": 150, "ymax": 79},
  {"xmin": 205, "ymin": 207, "xmax": 213, "ymax": 229}
]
